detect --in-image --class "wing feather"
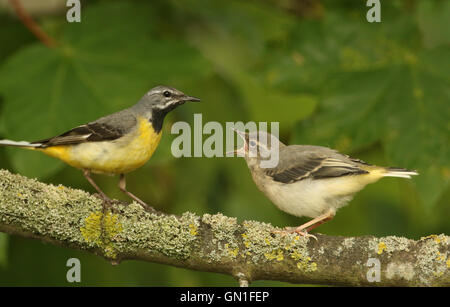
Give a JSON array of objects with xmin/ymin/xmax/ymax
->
[
  {"xmin": 265, "ymin": 147, "xmax": 370, "ymax": 183},
  {"xmin": 33, "ymin": 122, "xmax": 127, "ymax": 147}
]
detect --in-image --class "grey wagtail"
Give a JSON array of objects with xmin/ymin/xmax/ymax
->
[
  {"xmin": 0, "ymin": 85, "xmax": 200, "ymax": 211},
  {"xmin": 231, "ymin": 130, "xmax": 418, "ymax": 239}
]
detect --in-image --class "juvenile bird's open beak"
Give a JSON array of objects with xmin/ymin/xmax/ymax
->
[{"xmin": 226, "ymin": 128, "xmax": 246, "ymax": 157}]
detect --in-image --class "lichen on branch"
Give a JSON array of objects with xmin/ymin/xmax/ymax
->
[{"xmin": 0, "ymin": 169, "xmax": 448, "ymax": 286}]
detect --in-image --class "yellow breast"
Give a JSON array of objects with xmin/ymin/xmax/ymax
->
[{"xmin": 39, "ymin": 117, "xmax": 162, "ymax": 175}]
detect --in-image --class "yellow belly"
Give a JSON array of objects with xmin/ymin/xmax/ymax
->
[{"xmin": 38, "ymin": 117, "xmax": 162, "ymax": 175}]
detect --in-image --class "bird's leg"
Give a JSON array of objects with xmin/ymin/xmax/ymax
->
[
  {"xmin": 83, "ymin": 170, "xmax": 111, "ymax": 211},
  {"xmin": 293, "ymin": 210, "xmax": 335, "ymax": 238},
  {"xmin": 118, "ymin": 174, "xmax": 155, "ymax": 212},
  {"xmin": 275, "ymin": 210, "xmax": 335, "ymax": 240},
  {"xmin": 304, "ymin": 212, "xmax": 335, "ymax": 233}
]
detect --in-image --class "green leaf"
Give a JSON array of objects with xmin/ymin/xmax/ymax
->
[
  {"xmin": 290, "ymin": 8, "xmax": 449, "ymax": 207},
  {"xmin": 0, "ymin": 2, "xmax": 211, "ymax": 178},
  {"xmin": 294, "ymin": 68, "xmax": 394, "ymax": 152},
  {"xmin": 294, "ymin": 47, "xmax": 450, "ymax": 207},
  {"xmin": 179, "ymin": 0, "xmax": 316, "ymax": 130},
  {"xmin": 417, "ymin": 0, "xmax": 450, "ymax": 49}
]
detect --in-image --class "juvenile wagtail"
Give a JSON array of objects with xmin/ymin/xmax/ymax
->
[
  {"xmin": 0, "ymin": 85, "xmax": 200, "ymax": 211},
  {"xmin": 232, "ymin": 130, "xmax": 418, "ymax": 239}
]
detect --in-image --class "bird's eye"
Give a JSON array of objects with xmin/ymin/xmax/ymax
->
[
  {"xmin": 249, "ymin": 140, "xmax": 257, "ymax": 147},
  {"xmin": 163, "ymin": 91, "xmax": 171, "ymax": 97}
]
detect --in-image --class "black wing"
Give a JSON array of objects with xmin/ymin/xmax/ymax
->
[
  {"xmin": 33, "ymin": 122, "xmax": 127, "ymax": 147},
  {"xmin": 265, "ymin": 150, "xmax": 369, "ymax": 184}
]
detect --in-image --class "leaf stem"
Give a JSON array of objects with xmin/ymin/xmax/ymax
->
[{"xmin": 8, "ymin": 0, "xmax": 57, "ymax": 48}]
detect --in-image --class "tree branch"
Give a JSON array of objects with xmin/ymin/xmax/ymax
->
[{"xmin": 0, "ymin": 169, "xmax": 448, "ymax": 286}]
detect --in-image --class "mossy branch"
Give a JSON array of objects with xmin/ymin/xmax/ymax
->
[{"xmin": 0, "ymin": 169, "xmax": 448, "ymax": 286}]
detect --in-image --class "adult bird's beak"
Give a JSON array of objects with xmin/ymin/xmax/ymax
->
[{"xmin": 183, "ymin": 95, "xmax": 201, "ymax": 102}]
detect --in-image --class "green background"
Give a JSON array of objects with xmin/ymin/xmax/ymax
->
[{"xmin": 0, "ymin": 0, "xmax": 448, "ymax": 286}]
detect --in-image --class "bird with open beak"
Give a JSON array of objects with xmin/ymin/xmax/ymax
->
[{"xmin": 231, "ymin": 129, "xmax": 418, "ymax": 239}]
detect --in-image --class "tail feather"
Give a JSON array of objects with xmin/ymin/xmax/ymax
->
[
  {"xmin": 383, "ymin": 167, "xmax": 418, "ymax": 179},
  {"xmin": 0, "ymin": 139, "xmax": 41, "ymax": 148}
]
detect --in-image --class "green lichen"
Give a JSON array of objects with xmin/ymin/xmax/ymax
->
[
  {"xmin": 201, "ymin": 213, "xmax": 240, "ymax": 261},
  {"xmin": 0, "ymin": 169, "xmax": 104, "ymax": 243},
  {"xmin": 117, "ymin": 208, "xmax": 201, "ymax": 260},
  {"xmin": 368, "ymin": 236, "xmax": 411, "ymax": 256},
  {"xmin": 416, "ymin": 234, "xmax": 449, "ymax": 285},
  {"xmin": 342, "ymin": 237, "xmax": 355, "ymax": 249},
  {"xmin": 239, "ymin": 220, "xmax": 317, "ymax": 272}
]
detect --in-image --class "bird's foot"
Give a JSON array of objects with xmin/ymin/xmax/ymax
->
[
  {"xmin": 272, "ymin": 227, "xmax": 318, "ymax": 241},
  {"xmin": 93, "ymin": 193, "xmax": 122, "ymax": 214},
  {"xmin": 125, "ymin": 194, "xmax": 158, "ymax": 214}
]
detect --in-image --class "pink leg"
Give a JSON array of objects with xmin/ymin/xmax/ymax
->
[
  {"xmin": 118, "ymin": 174, "xmax": 155, "ymax": 212},
  {"xmin": 83, "ymin": 170, "xmax": 111, "ymax": 211},
  {"xmin": 275, "ymin": 210, "xmax": 335, "ymax": 240}
]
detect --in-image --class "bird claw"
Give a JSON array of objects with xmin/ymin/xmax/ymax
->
[
  {"xmin": 92, "ymin": 193, "xmax": 123, "ymax": 214},
  {"xmin": 272, "ymin": 227, "xmax": 318, "ymax": 241}
]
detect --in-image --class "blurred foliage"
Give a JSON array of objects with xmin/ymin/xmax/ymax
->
[{"xmin": 0, "ymin": 0, "xmax": 448, "ymax": 286}]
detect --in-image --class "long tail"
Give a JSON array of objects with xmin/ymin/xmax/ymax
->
[
  {"xmin": 383, "ymin": 167, "xmax": 418, "ymax": 179},
  {"xmin": 0, "ymin": 139, "xmax": 41, "ymax": 148}
]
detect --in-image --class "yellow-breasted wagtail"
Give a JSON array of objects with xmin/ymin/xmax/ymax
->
[
  {"xmin": 231, "ymin": 130, "xmax": 418, "ymax": 239},
  {"xmin": 0, "ymin": 85, "xmax": 200, "ymax": 211}
]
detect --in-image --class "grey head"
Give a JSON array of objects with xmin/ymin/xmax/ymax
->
[
  {"xmin": 232, "ymin": 129, "xmax": 284, "ymax": 169},
  {"xmin": 133, "ymin": 85, "xmax": 200, "ymax": 133}
]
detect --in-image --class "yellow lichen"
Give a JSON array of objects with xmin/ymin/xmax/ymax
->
[
  {"xmin": 80, "ymin": 211, "xmax": 123, "ymax": 258},
  {"xmin": 291, "ymin": 250, "xmax": 316, "ymax": 272},
  {"xmin": 435, "ymin": 251, "xmax": 445, "ymax": 262},
  {"xmin": 290, "ymin": 251, "xmax": 303, "ymax": 261},
  {"xmin": 378, "ymin": 242, "xmax": 387, "ymax": 255},
  {"xmin": 189, "ymin": 223, "xmax": 198, "ymax": 236},
  {"xmin": 224, "ymin": 243, "xmax": 239, "ymax": 258},
  {"xmin": 296, "ymin": 260, "xmax": 317, "ymax": 272},
  {"xmin": 230, "ymin": 248, "xmax": 239, "ymax": 258},
  {"xmin": 264, "ymin": 251, "xmax": 276, "ymax": 260},
  {"xmin": 433, "ymin": 271, "xmax": 444, "ymax": 277},
  {"xmin": 422, "ymin": 234, "xmax": 438, "ymax": 241},
  {"xmin": 264, "ymin": 249, "xmax": 283, "ymax": 261},
  {"xmin": 446, "ymin": 259, "xmax": 450, "ymax": 268},
  {"xmin": 276, "ymin": 250, "xmax": 284, "ymax": 261}
]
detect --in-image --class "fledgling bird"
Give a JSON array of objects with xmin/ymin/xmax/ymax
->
[
  {"xmin": 0, "ymin": 85, "xmax": 200, "ymax": 211},
  {"xmin": 231, "ymin": 130, "xmax": 418, "ymax": 239}
]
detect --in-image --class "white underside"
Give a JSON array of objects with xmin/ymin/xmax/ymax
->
[
  {"xmin": 263, "ymin": 179, "xmax": 356, "ymax": 218},
  {"xmin": 253, "ymin": 173, "xmax": 386, "ymax": 218}
]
